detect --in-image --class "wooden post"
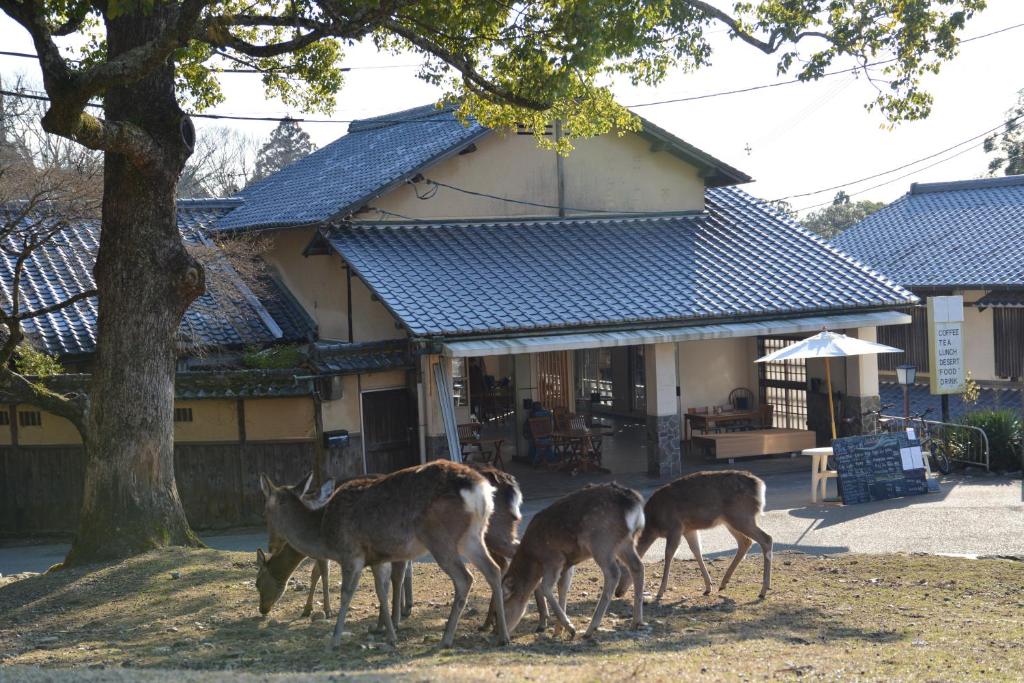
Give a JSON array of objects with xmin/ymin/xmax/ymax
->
[
  {"xmin": 9, "ymin": 404, "xmax": 18, "ymax": 448},
  {"xmin": 312, "ymin": 385, "xmax": 326, "ymax": 486},
  {"xmin": 825, "ymin": 358, "xmax": 837, "ymax": 441}
]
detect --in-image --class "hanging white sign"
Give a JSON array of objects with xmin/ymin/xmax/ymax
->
[{"xmin": 927, "ymin": 295, "xmax": 965, "ymax": 395}]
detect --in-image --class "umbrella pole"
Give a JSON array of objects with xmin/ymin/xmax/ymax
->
[{"xmin": 825, "ymin": 357, "xmax": 837, "ymax": 441}]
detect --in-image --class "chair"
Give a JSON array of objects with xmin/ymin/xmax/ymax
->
[
  {"xmin": 569, "ymin": 413, "xmax": 603, "ymax": 463},
  {"xmin": 729, "ymin": 387, "xmax": 755, "ymax": 412},
  {"xmin": 457, "ymin": 422, "xmax": 482, "ymax": 459},
  {"xmin": 527, "ymin": 416, "xmax": 556, "ymax": 465}
]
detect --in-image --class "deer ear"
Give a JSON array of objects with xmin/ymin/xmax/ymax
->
[
  {"xmin": 299, "ymin": 472, "xmax": 315, "ymax": 496},
  {"xmin": 303, "ymin": 479, "xmax": 335, "ymax": 510},
  {"xmin": 256, "ymin": 548, "xmax": 267, "ymax": 567},
  {"xmin": 259, "ymin": 474, "xmax": 274, "ymax": 498}
]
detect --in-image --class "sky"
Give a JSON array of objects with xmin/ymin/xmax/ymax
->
[{"xmin": 2, "ymin": 1, "xmax": 1023, "ymax": 214}]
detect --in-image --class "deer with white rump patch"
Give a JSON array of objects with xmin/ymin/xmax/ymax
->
[
  {"xmin": 625, "ymin": 470, "xmax": 772, "ymax": 601},
  {"xmin": 259, "ymin": 460, "xmax": 509, "ymax": 649},
  {"xmin": 502, "ymin": 482, "xmax": 646, "ymax": 640},
  {"xmin": 255, "ymin": 474, "xmax": 412, "ymax": 625}
]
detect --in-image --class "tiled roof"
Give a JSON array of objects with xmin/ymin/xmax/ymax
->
[
  {"xmin": 879, "ymin": 381, "xmax": 1022, "ymax": 420},
  {"xmin": 214, "ymin": 104, "xmax": 752, "ymax": 233},
  {"xmin": 832, "ymin": 175, "xmax": 1024, "ymax": 288},
  {"xmin": 0, "ymin": 199, "xmax": 310, "ymax": 357},
  {"xmin": 216, "ymin": 105, "xmax": 488, "ymax": 232},
  {"xmin": 310, "ymin": 339, "xmax": 413, "ymax": 375},
  {"xmin": 323, "ymin": 186, "xmax": 915, "ymax": 337}
]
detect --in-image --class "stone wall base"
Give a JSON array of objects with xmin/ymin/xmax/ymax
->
[{"xmin": 646, "ymin": 413, "xmax": 681, "ymax": 479}]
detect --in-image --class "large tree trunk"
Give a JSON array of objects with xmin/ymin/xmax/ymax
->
[{"xmin": 64, "ymin": 7, "xmax": 204, "ymax": 565}]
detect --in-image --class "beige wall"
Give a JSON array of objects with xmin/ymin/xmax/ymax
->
[
  {"xmin": 245, "ymin": 397, "xmax": 315, "ymax": 441},
  {"xmin": 677, "ymin": 337, "xmax": 759, "ymax": 413},
  {"xmin": 350, "ymin": 277, "xmax": 403, "ymax": 342},
  {"xmin": 562, "ymin": 132, "xmax": 705, "ymax": 213},
  {"xmin": 371, "ymin": 129, "xmax": 706, "ymax": 221},
  {"xmin": 322, "ymin": 376, "xmax": 361, "ymax": 433},
  {"xmin": 174, "ymin": 399, "xmax": 238, "ymax": 443},
  {"xmin": 962, "ymin": 290, "xmax": 997, "ymax": 381},
  {"xmin": 263, "ymin": 228, "xmax": 348, "ymax": 339},
  {"xmin": 15, "ymin": 408, "xmax": 83, "ymax": 446}
]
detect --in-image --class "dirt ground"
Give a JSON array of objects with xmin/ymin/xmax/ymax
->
[{"xmin": 0, "ymin": 547, "xmax": 1022, "ymax": 681}]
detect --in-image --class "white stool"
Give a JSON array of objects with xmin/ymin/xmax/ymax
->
[{"xmin": 803, "ymin": 447, "xmax": 839, "ymax": 503}]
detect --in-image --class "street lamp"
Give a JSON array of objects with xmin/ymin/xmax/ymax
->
[{"xmin": 895, "ymin": 364, "xmax": 916, "ymax": 419}]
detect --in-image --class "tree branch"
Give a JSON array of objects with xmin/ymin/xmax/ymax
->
[
  {"xmin": 15, "ymin": 289, "xmax": 98, "ymax": 321},
  {"xmin": 380, "ymin": 17, "xmax": 552, "ymax": 111}
]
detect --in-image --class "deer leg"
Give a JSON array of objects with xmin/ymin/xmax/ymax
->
[
  {"xmin": 617, "ymin": 546, "xmax": 645, "ymax": 630},
  {"xmin": 302, "ymin": 560, "xmax": 320, "ymax": 618},
  {"xmin": 402, "ymin": 561, "xmax": 413, "ymax": 618},
  {"xmin": 480, "ymin": 555, "xmax": 507, "ymax": 633},
  {"xmin": 718, "ymin": 526, "xmax": 753, "ymax": 592},
  {"xmin": 727, "ymin": 518, "xmax": 773, "ymax": 599},
  {"xmin": 390, "ymin": 561, "xmax": 406, "ymax": 629},
  {"xmin": 533, "ymin": 587, "xmax": 550, "ymax": 633},
  {"xmin": 683, "ymin": 530, "xmax": 713, "ymax": 596},
  {"xmin": 462, "ymin": 533, "xmax": 510, "ymax": 646},
  {"xmin": 541, "ymin": 565, "xmax": 576, "ymax": 639},
  {"xmin": 432, "ymin": 551, "xmax": 474, "ymax": 648},
  {"xmin": 371, "ymin": 563, "xmax": 398, "ymax": 645},
  {"xmin": 583, "ymin": 555, "xmax": 620, "ymax": 639},
  {"xmin": 656, "ymin": 531, "xmax": 682, "ymax": 602},
  {"xmin": 329, "ymin": 558, "xmax": 365, "ymax": 650},
  {"xmin": 557, "ymin": 564, "xmax": 574, "ymax": 614}
]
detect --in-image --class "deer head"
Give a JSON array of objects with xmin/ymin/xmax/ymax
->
[{"xmin": 254, "ymin": 547, "xmax": 286, "ymax": 616}]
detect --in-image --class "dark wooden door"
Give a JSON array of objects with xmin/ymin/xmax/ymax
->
[{"xmin": 362, "ymin": 388, "xmax": 418, "ymax": 473}]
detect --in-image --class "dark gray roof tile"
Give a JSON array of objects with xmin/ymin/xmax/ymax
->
[{"xmin": 325, "ymin": 187, "xmax": 914, "ymax": 337}]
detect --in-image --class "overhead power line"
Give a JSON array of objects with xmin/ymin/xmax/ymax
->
[{"xmin": 775, "ymin": 114, "xmax": 1022, "ymax": 204}]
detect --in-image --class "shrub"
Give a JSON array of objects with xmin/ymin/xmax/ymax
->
[
  {"xmin": 14, "ymin": 343, "xmax": 64, "ymax": 377},
  {"xmin": 958, "ymin": 410, "xmax": 1023, "ymax": 472}
]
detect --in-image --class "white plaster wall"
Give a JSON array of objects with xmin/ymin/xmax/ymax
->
[{"xmin": 962, "ymin": 289, "xmax": 997, "ymax": 381}]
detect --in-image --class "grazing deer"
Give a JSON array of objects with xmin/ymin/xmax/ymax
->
[
  {"xmin": 464, "ymin": 464, "xmax": 546, "ymax": 632},
  {"xmin": 503, "ymin": 483, "xmax": 646, "ymax": 640},
  {"xmin": 628, "ymin": 470, "xmax": 772, "ymax": 601},
  {"xmin": 259, "ymin": 460, "xmax": 509, "ymax": 648},
  {"xmin": 257, "ymin": 474, "xmax": 413, "ymax": 624}
]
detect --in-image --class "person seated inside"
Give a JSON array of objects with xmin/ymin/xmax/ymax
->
[{"xmin": 523, "ymin": 401, "xmax": 556, "ymax": 467}]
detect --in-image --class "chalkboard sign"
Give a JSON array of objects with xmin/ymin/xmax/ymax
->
[{"xmin": 831, "ymin": 432, "xmax": 930, "ymax": 505}]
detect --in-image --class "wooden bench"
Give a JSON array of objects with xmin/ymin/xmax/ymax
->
[{"xmin": 692, "ymin": 428, "xmax": 816, "ymax": 461}]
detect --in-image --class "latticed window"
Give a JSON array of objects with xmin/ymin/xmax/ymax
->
[
  {"xmin": 878, "ymin": 305, "xmax": 929, "ymax": 373},
  {"xmin": 757, "ymin": 337, "xmax": 808, "ymax": 430},
  {"xmin": 994, "ymin": 308, "xmax": 1024, "ymax": 378},
  {"xmin": 537, "ymin": 351, "xmax": 572, "ymax": 411}
]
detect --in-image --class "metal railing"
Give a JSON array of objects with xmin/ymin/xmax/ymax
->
[{"xmin": 879, "ymin": 414, "xmax": 990, "ymax": 471}]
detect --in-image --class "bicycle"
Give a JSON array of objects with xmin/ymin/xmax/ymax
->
[{"xmin": 909, "ymin": 408, "xmax": 953, "ymax": 475}]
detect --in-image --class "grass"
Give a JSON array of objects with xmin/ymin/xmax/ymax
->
[{"xmin": 0, "ymin": 548, "xmax": 1022, "ymax": 681}]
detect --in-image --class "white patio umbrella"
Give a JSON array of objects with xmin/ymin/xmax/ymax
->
[{"xmin": 755, "ymin": 330, "xmax": 902, "ymax": 441}]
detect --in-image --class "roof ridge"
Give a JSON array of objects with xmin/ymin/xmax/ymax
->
[
  {"xmin": 341, "ymin": 210, "xmax": 705, "ymax": 230},
  {"xmin": 348, "ymin": 103, "xmax": 459, "ymax": 132},
  {"xmin": 910, "ymin": 174, "xmax": 1024, "ymax": 195},
  {"xmin": 177, "ymin": 197, "xmax": 245, "ymax": 208}
]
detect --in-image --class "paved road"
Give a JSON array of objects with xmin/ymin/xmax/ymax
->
[{"xmin": 1, "ymin": 470, "xmax": 1021, "ymax": 576}]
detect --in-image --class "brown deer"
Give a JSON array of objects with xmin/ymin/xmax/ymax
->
[
  {"xmin": 502, "ymin": 483, "xmax": 646, "ymax": 640},
  {"xmin": 464, "ymin": 464, "xmax": 546, "ymax": 632},
  {"xmin": 628, "ymin": 470, "xmax": 772, "ymax": 601},
  {"xmin": 259, "ymin": 460, "xmax": 509, "ymax": 648},
  {"xmin": 257, "ymin": 474, "xmax": 412, "ymax": 624}
]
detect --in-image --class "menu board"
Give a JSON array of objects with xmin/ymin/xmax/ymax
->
[{"xmin": 831, "ymin": 432, "xmax": 930, "ymax": 505}]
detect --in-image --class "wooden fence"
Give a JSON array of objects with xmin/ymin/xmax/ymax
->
[{"xmin": 0, "ymin": 438, "xmax": 367, "ymax": 536}]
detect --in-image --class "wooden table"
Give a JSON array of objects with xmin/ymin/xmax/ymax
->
[
  {"xmin": 684, "ymin": 409, "xmax": 762, "ymax": 441},
  {"xmin": 803, "ymin": 446, "xmax": 839, "ymax": 503},
  {"xmin": 460, "ymin": 438, "xmax": 505, "ymax": 469},
  {"xmin": 692, "ymin": 428, "xmax": 816, "ymax": 461},
  {"xmin": 553, "ymin": 429, "xmax": 607, "ymax": 474}
]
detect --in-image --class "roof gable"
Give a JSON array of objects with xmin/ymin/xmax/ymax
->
[
  {"xmin": 833, "ymin": 174, "xmax": 1024, "ymax": 288},
  {"xmin": 323, "ymin": 187, "xmax": 913, "ymax": 338},
  {"xmin": 215, "ymin": 104, "xmax": 751, "ymax": 233}
]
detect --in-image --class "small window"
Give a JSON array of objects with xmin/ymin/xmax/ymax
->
[
  {"xmin": 18, "ymin": 411, "xmax": 42, "ymax": 427},
  {"xmin": 174, "ymin": 407, "xmax": 194, "ymax": 423},
  {"xmin": 0, "ymin": 411, "xmax": 9, "ymax": 426}
]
